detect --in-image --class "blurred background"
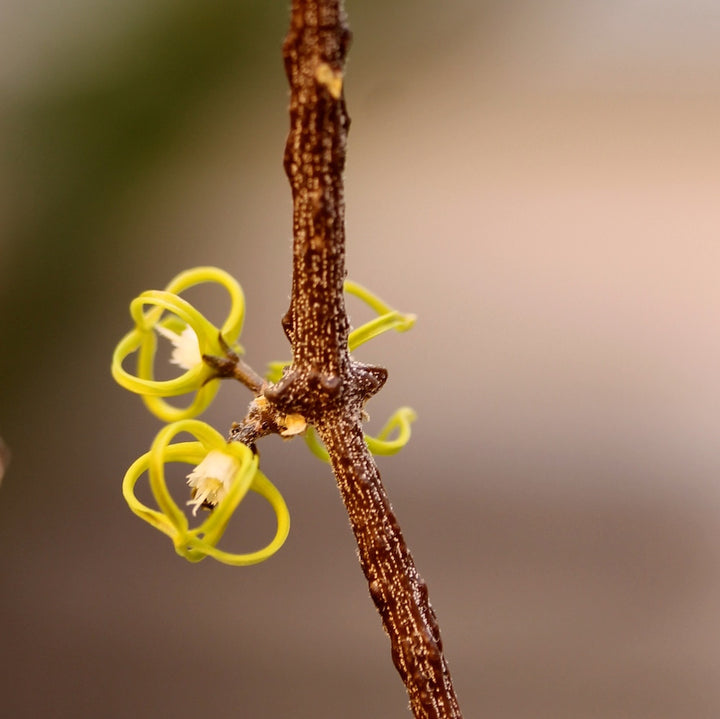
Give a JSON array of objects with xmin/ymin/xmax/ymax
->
[{"xmin": 2, "ymin": 1, "xmax": 720, "ymax": 717}]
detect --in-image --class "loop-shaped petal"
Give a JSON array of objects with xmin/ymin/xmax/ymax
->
[
  {"xmin": 265, "ymin": 279, "xmax": 416, "ymax": 382},
  {"xmin": 345, "ymin": 280, "xmax": 416, "ymax": 351},
  {"xmin": 122, "ymin": 419, "xmax": 290, "ymax": 566},
  {"xmin": 304, "ymin": 407, "xmax": 417, "ymax": 463},
  {"xmin": 364, "ymin": 407, "xmax": 417, "ymax": 455},
  {"xmin": 112, "ymin": 266, "xmax": 245, "ymax": 421}
]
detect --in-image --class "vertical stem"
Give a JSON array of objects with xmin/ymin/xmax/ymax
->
[
  {"xmin": 318, "ymin": 414, "xmax": 464, "ymax": 719},
  {"xmin": 274, "ymin": 1, "xmax": 465, "ymax": 716},
  {"xmin": 281, "ymin": 0, "xmax": 352, "ymax": 378}
]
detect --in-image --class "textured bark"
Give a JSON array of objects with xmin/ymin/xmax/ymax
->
[
  {"xmin": 279, "ymin": 0, "xmax": 352, "ymax": 385},
  {"xmin": 317, "ymin": 414, "xmax": 463, "ymax": 718},
  {"xmin": 262, "ymin": 1, "xmax": 464, "ymax": 716}
]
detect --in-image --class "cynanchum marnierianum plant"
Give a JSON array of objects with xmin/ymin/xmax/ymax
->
[{"xmin": 112, "ymin": 266, "xmax": 416, "ymax": 566}]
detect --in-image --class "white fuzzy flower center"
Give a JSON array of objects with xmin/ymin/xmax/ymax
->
[
  {"xmin": 156, "ymin": 324, "xmax": 203, "ymax": 370},
  {"xmin": 186, "ymin": 450, "xmax": 239, "ymax": 515}
]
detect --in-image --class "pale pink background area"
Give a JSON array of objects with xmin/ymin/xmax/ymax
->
[{"xmin": 2, "ymin": 2, "xmax": 720, "ymax": 717}]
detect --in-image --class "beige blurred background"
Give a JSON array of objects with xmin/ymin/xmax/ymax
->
[{"xmin": 2, "ymin": 1, "xmax": 720, "ymax": 717}]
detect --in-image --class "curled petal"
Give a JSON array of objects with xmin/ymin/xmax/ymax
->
[
  {"xmin": 111, "ymin": 266, "xmax": 246, "ymax": 421},
  {"xmin": 122, "ymin": 419, "xmax": 290, "ymax": 566},
  {"xmin": 348, "ymin": 310, "xmax": 416, "ymax": 351},
  {"xmin": 364, "ymin": 407, "xmax": 417, "ymax": 455},
  {"xmin": 265, "ymin": 280, "xmax": 416, "ymax": 383},
  {"xmin": 345, "ymin": 280, "xmax": 416, "ymax": 351}
]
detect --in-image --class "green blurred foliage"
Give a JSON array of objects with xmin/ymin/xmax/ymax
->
[{"xmin": 1, "ymin": 1, "xmax": 286, "ymax": 403}]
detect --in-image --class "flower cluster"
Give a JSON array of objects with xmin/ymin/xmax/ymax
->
[
  {"xmin": 122, "ymin": 420, "xmax": 290, "ymax": 565},
  {"xmin": 112, "ymin": 266, "xmax": 245, "ymax": 422},
  {"xmin": 112, "ymin": 267, "xmax": 416, "ymax": 565}
]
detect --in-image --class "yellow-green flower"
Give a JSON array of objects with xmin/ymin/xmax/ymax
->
[
  {"xmin": 114, "ymin": 268, "xmax": 415, "ymax": 564},
  {"xmin": 123, "ymin": 419, "xmax": 290, "ymax": 566},
  {"xmin": 112, "ymin": 266, "xmax": 245, "ymax": 422}
]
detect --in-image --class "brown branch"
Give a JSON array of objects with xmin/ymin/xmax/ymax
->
[
  {"xmin": 260, "ymin": 1, "xmax": 464, "ymax": 716},
  {"xmin": 317, "ymin": 413, "xmax": 463, "ymax": 719},
  {"xmin": 279, "ymin": 0, "xmax": 351, "ymax": 383}
]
